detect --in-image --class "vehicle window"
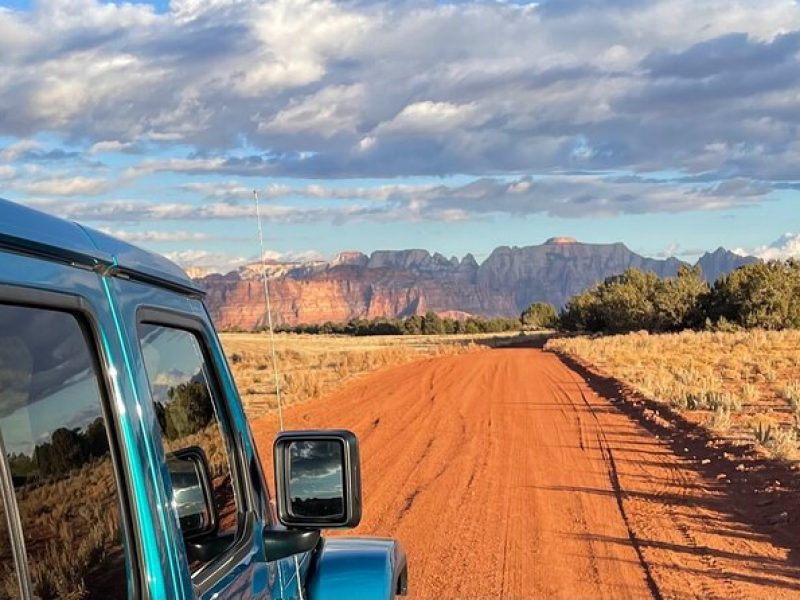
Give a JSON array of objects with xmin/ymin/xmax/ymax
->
[
  {"xmin": 137, "ymin": 323, "xmax": 240, "ymax": 572},
  {"xmin": 0, "ymin": 304, "xmax": 128, "ymax": 599}
]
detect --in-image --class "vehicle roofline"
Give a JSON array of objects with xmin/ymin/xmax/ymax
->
[{"xmin": 0, "ymin": 197, "xmax": 205, "ymax": 297}]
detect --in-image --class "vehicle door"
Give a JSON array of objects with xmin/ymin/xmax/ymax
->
[
  {"xmin": 0, "ymin": 249, "xmax": 188, "ymax": 599},
  {"xmin": 107, "ymin": 276, "xmax": 297, "ymax": 599}
]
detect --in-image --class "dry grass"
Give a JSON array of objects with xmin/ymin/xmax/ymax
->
[
  {"xmin": 1, "ymin": 420, "xmax": 233, "ymax": 599},
  {"xmin": 547, "ymin": 329, "xmax": 800, "ymax": 462},
  {"xmin": 221, "ymin": 332, "xmax": 515, "ymax": 417},
  {"xmin": 0, "ymin": 458, "xmax": 122, "ymax": 599}
]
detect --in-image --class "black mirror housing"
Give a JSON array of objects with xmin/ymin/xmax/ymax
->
[
  {"xmin": 167, "ymin": 446, "xmax": 218, "ymax": 539},
  {"xmin": 273, "ymin": 430, "xmax": 362, "ymax": 529}
]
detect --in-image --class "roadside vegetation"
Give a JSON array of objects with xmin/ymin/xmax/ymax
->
[
  {"xmin": 547, "ymin": 329, "xmax": 800, "ymax": 461},
  {"xmin": 560, "ymin": 260, "xmax": 800, "ymax": 334},
  {"xmin": 269, "ymin": 311, "xmax": 523, "ymax": 336},
  {"xmin": 220, "ymin": 332, "xmax": 520, "ymax": 417},
  {"xmin": 1, "ymin": 454, "xmax": 121, "ymax": 599}
]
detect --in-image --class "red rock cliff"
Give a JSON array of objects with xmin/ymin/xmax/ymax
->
[{"xmin": 196, "ymin": 242, "xmax": 753, "ymax": 330}]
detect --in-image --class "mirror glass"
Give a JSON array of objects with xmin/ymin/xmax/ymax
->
[
  {"xmin": 288, "ymin": 440, "xmax": 345, "ymax": 519},
  {"xmin": 168, "ymin": 453, "xmax": 212, "ymax": 535}
]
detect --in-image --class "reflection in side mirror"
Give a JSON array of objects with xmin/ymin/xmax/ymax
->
[
  {"xmin": 289, "ymin": 440, "xmax": 345, "ymax": 519},
  {"xmin": 274, "ymin": 430, "xmax": 361, "ymax": 529},
  {"xmin": 167, "ymin": 446, "xmax": 217, "ymax": 539}
]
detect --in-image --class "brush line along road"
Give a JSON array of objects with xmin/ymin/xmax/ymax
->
[{"xmin": 253, "ymin": 346, "xmax": 800, "ymax": 599}]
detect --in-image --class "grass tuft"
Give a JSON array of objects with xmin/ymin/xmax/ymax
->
[{"xmin": 547, "ymin": 329, "xmax": 800, "ymax": 462}]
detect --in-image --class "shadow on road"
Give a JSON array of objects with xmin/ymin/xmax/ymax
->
[{"xmin": 554, "ymin": 349, "xmax": 800, "ymax": 573}]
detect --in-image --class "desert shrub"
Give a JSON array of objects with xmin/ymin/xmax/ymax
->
[
  {"xmin": 276, "ymin": 313, "xmax": 520, "ymax": 336},
  {"xmin": 766, "ymin": 428, "xmax": 799, "ymax": 461},
  {"xmin": 548, "ymin": 330, "xmax": 800, "ymax": 464},
  {"xmin": 558, "ymin": 259, "xmax": 800, "ymax": 333},
  {"xmin": 705, "ymin": 259, "xmax": 800, "ymax": 330},
  {"xmin": 752, "ymin": 415, "xmax": 778, "ymax": 446},
  {"xmin": 750, "ymin": 415, "xmax": 800, "ymax": 460},
  {"xmin": 559, "ymin": 289, "xmax": 603, "ymax": 332},
  {"xmin": 282, "ymin": 370, "xmax": 323, "ymax": 401},
  {"xmin": 707, "ymin": 407, "xmax": 732, "ymax": 432},
  {"xmin": 652, "ymin": 265, "xmax": 709, "ymax": 331},
  {"xmin": 669, "ymin": 392, "xmax": 689, "ymax": 410},
  {"xmin": 421, "ymin": 312, "xmax": 445, "ymax": 335},
  {"xmin": 400, "ymin": 316, "xmax": 420, "ymax": 335},
  {"xmin": 594, "ymin": 269, "xmax": 660, "ymax": 333},
  {"xmin": 559, "ymin": 265, "xmax": 708, "ymax": 333},
  {"xmin": 741, "ymin": 383, "xmax": 760, "ymax": 404},
  {"xmin": 705, "ymin": 390, "xmax": 742, "ymax": 412},
  {"xmin": 780, "ymin": 380, "xmax": 800, "ymax": 411},
  {"xmin": 521, "ymin": 303, "xmax": 558, "ymax": 328},
  {"xmin": 704, "ymin": 315, "xmax": 742, "ymax": 332},
  {"xmin": 162, "ymin": 382, "xmax": 214, "ymax": 439}
]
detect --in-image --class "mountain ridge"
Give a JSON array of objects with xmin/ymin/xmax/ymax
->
[{"xmin": 196, "ymin": 241, "xmax": 758, "ymax": 329}]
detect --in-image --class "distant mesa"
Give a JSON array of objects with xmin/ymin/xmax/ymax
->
[
  {"xmin": 332, "ymin": 251, "xmax": 369, "ymax": 267},
  {"xmin": 545, "ymin": 236, "xmax": 578, "ymax": 245},
  {"xmin": 194, "ymin": 240, "xmax": 759, "ymax": 330}
]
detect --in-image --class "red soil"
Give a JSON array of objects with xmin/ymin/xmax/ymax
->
[{"xmin": 252, "ymin": 345, "xmax": 800, "ymax": 599}]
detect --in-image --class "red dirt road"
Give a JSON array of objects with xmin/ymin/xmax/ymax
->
[{"xmin": 252, "ymin": 346, "xmax": 800, "ymax": 599}]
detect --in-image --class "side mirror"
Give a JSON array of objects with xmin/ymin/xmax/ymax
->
[
  {"xmin": 167, "ymin": 446, "xmax": 217, "ymax": 539},
  {"xmin": 273, "ymin": 430, "xmax": 362, "ymax": 529}
]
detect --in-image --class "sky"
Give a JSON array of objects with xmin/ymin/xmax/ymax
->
[{"xmin": 1, "ymin": 0, "xmax": 799, "ymax": 273}]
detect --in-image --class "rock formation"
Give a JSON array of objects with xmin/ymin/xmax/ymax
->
[{"xmin": 195, "ymin": 240, "xmax": 757, "ymax": 329}]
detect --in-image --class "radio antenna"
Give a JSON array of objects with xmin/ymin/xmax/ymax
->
[{"xmin": 253, "ymin": 189, "xmax": 284, "ymax": 432}]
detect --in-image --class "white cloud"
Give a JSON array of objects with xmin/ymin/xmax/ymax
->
[
  {"xmin": 22, "ymin": 198, "xmax": 325, "ymax": 223},
  {"xmin": 164, "ymin": 246, "xmax": 325, "ymax": 275},
  {"xmin": 261, "ymin": 249, "xmax": 325, "ymax": 263},
  {"xmin": 2, "ymin": 0, "xmax": 800, "ymax": 226},
  {"xmin": 165, "ymin": 249, "xmax": 249, "ymax": 274},
  {"xmin": 23, "ymin": 171, "xmax": 769, "ymax": 226},
  {"xmin": 0, "ymin": 0, "xmax": 797, "ymax": 183},
  {"xmin": 736, "ymin": 233, "xmax": 800, "ymax": 260},
  {"xmin": 232, "ymin": 0, "xmax": 370, "ymax": 95},
  {"xmin": 19, "ymin": 176, "xmax": 111, "ymax": 196},
  {"xmin": 98, "ymin": 228, "xmax": 210, "ymax": 243},
  {"xmin": 0, "ymin": 139, "xmax": 39, "ymax": 161},
  {"xmin": 258, "ymin": 84, "xmax": 366, "ymax": 138},
  {"xmin": 373, "ymin": 101, "xmax": 484, "ymax": 136},
  {"xmin": 88, "ymin": 140, "xmax": 134, "ymax": 155},
  {"xmin": 181, "ymin": 181, "xmax": 254, "ymax": 202}
]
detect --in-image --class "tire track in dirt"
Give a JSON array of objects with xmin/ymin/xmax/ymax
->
[
  {"xmin": 561, "ymin": 366, "xmax": 663, "ymax": 599},
  {"xmin": 252, "ymin": 346, "xmax": 800, "ymax": 599}
]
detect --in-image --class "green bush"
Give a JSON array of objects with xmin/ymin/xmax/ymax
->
[
  {"xmin": 521, "ymin": 303, "xmax": 558, "ymax": 328},
  {"xmin": 163, "ymin": 382, "xmax": 214, "ymax": 439},
  {"xmin": 559, "ymin": 265, "xmax": 708, "ymax": 333},
  {"xmin": 421, "ymin": 311, "xmax": 445, "ymax": 335},
  {"xmin": 559, "ymin": 260, "xmax": 800, "ymax": 333},
  {"xmin": 705, "ymin": 260, "xmax": 800, "ymax": 330},
  {"xmin": 275, "ymin": 313, "xmax": 520, "ymax": 337}
]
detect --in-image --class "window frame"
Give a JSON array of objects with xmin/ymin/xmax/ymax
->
[
  {"xmin": 0, "ymin": 426, "xmax": 33, "ymax": 599},
  {"xmin": 135, "ymin": 306, "xmax": 257, "ymax": 592},
  {"xmin": 0, "ymin": 283, "xmax": 141, "ymax": 600}
]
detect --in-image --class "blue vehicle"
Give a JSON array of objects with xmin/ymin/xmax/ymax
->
[{"xmin": 0, "ymin": 198, "xmax": 408, "ymax": 600}]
